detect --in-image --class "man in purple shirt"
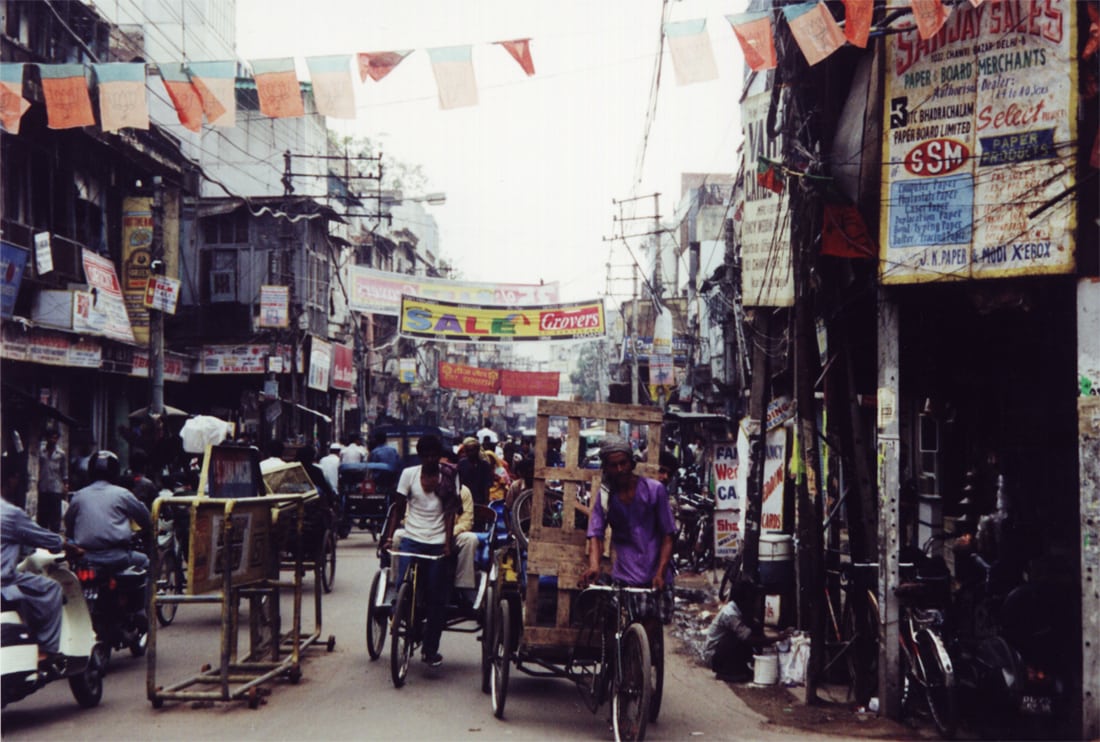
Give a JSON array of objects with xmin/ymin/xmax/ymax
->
[{"xmin": 583, "ymin": 434, "xmax": 676, "ymax": 625}]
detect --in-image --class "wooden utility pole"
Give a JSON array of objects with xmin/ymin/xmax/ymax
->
[{"xmin": 149, "ymin": 176, "xmax": 165, "ymax": 417}]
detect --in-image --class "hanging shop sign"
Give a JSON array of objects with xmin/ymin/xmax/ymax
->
[
  {"xmin": 880, "ymin": 1, "xmax": 1077, "ymax": 283},
  {"xmin": 0, "ymin": 241, "xmax": 28, "ymax": 320},
  {"xmin": 439, "ymin": 361, "xmax": 499, "ymax": 393},
  {"xmin": 143, "ymin": 275, "xmax": 180, "ymax": 314},
  {"xmin": 761, "ymin": 428, "xmax": 787, "ymax": 531},
  {"xmin": 79, "ymin": 249, "xmax": 136, "ymax": 343},
  {"xmin": 398, "ymin": 358, "xmax": 417, "ymax": 384},
  {"xmin": 350, "ymin": 266, "xmax": 560, "ymax": 315},
  {"xmin": 740, "ymin": 91, "xmax": 794, "ymax": 307},
  {"xmin": 308, "ymin": 336, "xmax": 332, "ymax": 392},
  {"xmin": 400, "ymin": 295, "xmax": 605, "ymax": 342},
  {"xmin": 201, "ymin": 343, "xmax": 296, "ymax": 374},
  {"xmin": 258, "ymin": 285, "xmax": 289, "ymax": 328},
  {"xmin": 330, "ymin": 342, "xmax": 354, "ymax": 391},
  {"xmin": 121, "ymin": 197, "xmax": 154, "ymax": 344}
]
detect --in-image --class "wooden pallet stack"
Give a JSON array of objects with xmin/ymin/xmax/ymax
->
[{"xmin": 522, "ymin": 399, "xmax": 664, "ymax": 649}]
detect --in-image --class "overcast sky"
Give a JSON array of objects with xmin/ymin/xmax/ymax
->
[{"xmin": 236, "ymin": 0, "xmax": 745, "ymax": 305}]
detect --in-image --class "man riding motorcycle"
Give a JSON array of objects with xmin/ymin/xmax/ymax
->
[{"xmin": 63, "ymin": 451, "xmax": 152, "ymax": 627}]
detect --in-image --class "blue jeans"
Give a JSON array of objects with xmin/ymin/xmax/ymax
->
[{"xmin": 395, "ymin": 539, "xmax": 451, "ymax": 657}]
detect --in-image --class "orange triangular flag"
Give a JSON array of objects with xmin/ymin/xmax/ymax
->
[
  {"xmin": 357, "ymin": 51, "xmax": 412, "ymax": 82},
  {"xmin": 841, "ymin": 0, "xmax": 873, "ymax": 48},
  {"xmin": 250, "ymin": 58, "xmax": 304, "ymax": 118},
  {"xmin": 909, "ymin": 0, "xmax": 949, "ymax": 40},
  {"xmin": 495, "ymin": 39, "xmax": 535, "ymax": 76},
  {"xmin": 158, "ymin": 64, "xmax": 203, "ymax": 132},
  {"xmin": 726, "ymin": 13, "xmax": 778, "ymax": 72}
]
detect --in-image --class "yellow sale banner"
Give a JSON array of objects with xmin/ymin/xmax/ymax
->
[{"xmin": 399, "ymin": 295, "xmax": 605, "ymax": 342}]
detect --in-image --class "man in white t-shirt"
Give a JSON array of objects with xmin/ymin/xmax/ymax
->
[
  {"xmin": 340, "ymin": 435, "xmax": 367, "ymax": 465},
  {"xmin": 381, "ymin": 434, "xmax": 462, "ymax": 667}
]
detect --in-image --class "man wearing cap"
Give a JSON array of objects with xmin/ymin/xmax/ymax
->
[{"xmin": 583, "ymin": 434, "xmax": 677, "ymax": 644}]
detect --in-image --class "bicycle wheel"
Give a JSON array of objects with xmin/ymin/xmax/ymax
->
[
  {"xmin": 916, "ymin": 629, "xmax": 958, "ymax": 739},
  {"xmin": 718, "ymin": 555, "xmax": 743, "ymax": 602},
  {"xmin": 366, "ymin": 570, "xmax": 386, "ymax": 660},
  {"xmin": 648, "ymin": 625, "xmax": 664, "ymax": 723},
  {"xmin": 511, "ymin": 489, "xmax": 533, "ymax": 549},
  {"xmin": 319, "ymin": 530, "xmax": 337, "ymax": 594},
  {"xmin": 155, "ymin": 550, "xmax": 181, "ymax": 627},
  {"xmin": 612, "ymin": 623, "xmax": 651, "ymax": 742},
  {"xmin": 480, "ymin": 583, "xmax": 496, "ymax": 694},
  {"xmin": 390, "ymin": 581, "xmax": 413, "ymax": 687},
  {"xmin": 490, "ymin": 598, "xmax": 511, "ymax": 719}
]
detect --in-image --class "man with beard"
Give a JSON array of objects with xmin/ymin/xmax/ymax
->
[
  {"xmin": 381, "ymin": 434, "xmax": 462, "ymax": 667},
  {"xmin": 582, "ymin": 435, "xmax": 676, "ymax": 648}
]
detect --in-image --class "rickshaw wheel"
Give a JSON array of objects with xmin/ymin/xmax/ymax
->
[
  {"xmin": 366, "ymin": 571, "xmax": 387, "ymax": 660},
  {"xmin": 649, "ymin": 626, "xmax": 664, "ymax": 723},
  {"xmin": 480, "ymin": 583, "xmax": 496, "ymax": 694},
  {"xmin": 319, "ymin": 530, "xmax": 337, "ymax": 593},
  {"xmin": 390, "ymin": 582, "xmax": 413, "ymax": 688},
  {"xmin": 490, "ymin": 598, "xmax": 511, "ymax": 718}
]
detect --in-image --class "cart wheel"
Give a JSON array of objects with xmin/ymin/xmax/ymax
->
[
  {"xmin": 480, "ymin": 583, "xmax": 496, "ymax": 694},
  {"xmin": 326, "ymin": 635, "xmax": 336, "ymax": 652},
  {"xmin": 511, "ymin": 490, "xmax": 533, "ymax": 550},
  {"xmin": 649, "ymin": 626, "xmax": 664, "ymax": 723},
  {"xmin": 155, "ymin": 550, "xmax": 181, "ymax": 626},
  {"xmin": 612, "ymin": 623, "xmax": 651, "ymax": 742},
  {"xmin": 490, "ymin": 598, "xmax": 512, "ymax": 719},
  {"xmin": 366, "ymin": 571, "xmax": 387, "ymax": 660},
  {"xmin": 319, "ymin": 530, "xmax": 337, "ymax": 593},
  {"xmin": 390, "ymin": 581, "xmax": 413, "ymax": 688}
]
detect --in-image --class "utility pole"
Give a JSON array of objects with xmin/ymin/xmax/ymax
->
[
  {"xmin": 631, "ymin": 263, "xmax": 640, "ymax": 405},
  {"xmin": 149, "ymin": 176, "xmax": 165, "ymax": 417},
  {"xmin": 652, "ymin": 192, "xmax": 662, "ymax": 299}
]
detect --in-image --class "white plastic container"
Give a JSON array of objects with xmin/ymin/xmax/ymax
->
[{"xmin": 753, "ymin": 648, "xmax": 779, "ymax": 686}]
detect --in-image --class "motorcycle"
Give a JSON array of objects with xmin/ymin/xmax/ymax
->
[
  {"xmin": 1, "ymin": 549, "xmax": 108, "ymax": 708},
  {"xmin": 73, "ymin": 551, "xmax": 150, "ymax": 664}
]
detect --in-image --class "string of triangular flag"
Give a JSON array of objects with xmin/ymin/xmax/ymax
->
[{"xmin": 0, "ymin": 38, "xmax": 536, "ymax": 135}]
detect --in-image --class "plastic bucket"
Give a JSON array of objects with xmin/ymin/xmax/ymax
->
[
  {"xmin": 753, "ymin": 648, "xmax": 779, "ymax": 686},
  {"xmin": 759, "ymin": 532, "xmax": 794, "ymax": 589}
]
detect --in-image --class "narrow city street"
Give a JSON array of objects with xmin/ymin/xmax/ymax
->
[{"xmin": 2, "ymin": 534, "xmax": 850, "ymax": 742}]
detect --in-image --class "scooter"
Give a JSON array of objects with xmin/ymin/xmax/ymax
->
[{"xmin": 1, "ymin": 549, "xmax": 108, "ymax": 708}]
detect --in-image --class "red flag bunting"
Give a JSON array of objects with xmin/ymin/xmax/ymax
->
[
  {"xmin": 726, "ymin": 12, "xmax": 777, "ymax": 72},
  {"xmin": 495, "ymin": 39, "xmax": 535, "ymax": 76},
  {"xmin": 438, "ymin": 361, "xmax": 499, "ymax": 394},
  {"xmin": 357, "ymin": 50, "xmax": 412, "ymax": 82},
  {"xmin": 250, "ymin": 58, "xmax": 304, "ymax": 118},
  {"xmin": 187, "ymin": 61, "xmax": 233, "ymax": 126},
  {"xmin": 909, "ymin": 0, "xmax": 949, "ymax": 40},
  {"xmin": 756, "ymin": 158, "xmax": 785, "ymax": 194},
  {"xmin": 821, "ymin": 204, "xmax": 876, "ymax": 259},
  {"xmin": 841, "ymin": 0, "xmax": 873, "ymax": 48},
  {"xmin": 159, "ymin": 64, "xmax": 203, "ymax": 132},
  {"xmin": 38, "ymin": 64, "xmax": 96, "ymax": 130}
]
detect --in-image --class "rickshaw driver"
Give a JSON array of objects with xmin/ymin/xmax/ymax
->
[
  {"xmin": 381, "ymin": 434, "xmax": 463, "ymax": 667},
  {"xmin": 582, "ymin": 434, "xmax": 677, "ymax": 642}
]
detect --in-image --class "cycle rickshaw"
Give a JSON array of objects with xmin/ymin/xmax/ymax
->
[
  {"xmin": 263, "ymin": 461, "xmax": 339, "ymax": 594},
  {"xmin": 483, "ymin": 399, "xmax": 666, "ymax": 742},
  {"xmin": 364, "ymin": 498, "xmax": 510, "ymax": 689}
]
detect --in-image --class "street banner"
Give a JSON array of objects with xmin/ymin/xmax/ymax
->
[
  {"xmin": 121, "ymin": 197, "xmax": 153, "ymax": 344},
  {"xmin": 258, "ymin": 285, "xmax": 289, "ymax": 328},
  {"xmin": 400, "ymin": 295, "xmax": 605, "ymax": 343},
  {"xmin": 762, "ymin": 428, "xmax": 787, "ymax": 531},
  {"xmin": 881, "ymin": 1, "xmax": 1077, "ymax": 283},
  {"xmin": 0, "ymin": 63, "xmax": 30, "ymax": 134},
  {"xmin": 331, "ymin": 342, "xmax": 354, "ymax": 391},
  {"xmin": 79, "ymin": 249, "xmax": 136, "ymax": 343},
  {"xmin": 500, "ymin": 369, "xmax": 559, "ymax": 397},
  {"xmin": 349, "ymin": 265, "xmax": 558, "ymax": 315},
  {"xmin": 439, "ymin": 361, "xmax": 500, "ymax": 393},
  {"xmin": 740, "ymin": 92, "xmax": 794, "ymax": 306},
  {"xmin": 1, "ymin": 241, "xmax": 28, "ymax": 320},
  {"xmin": 201, "ymin": 344, "xmax": 296, "ymax": 375},
  {"xmin": 308, "ymin": 336, "xmax": 332, "ymax": 392}
]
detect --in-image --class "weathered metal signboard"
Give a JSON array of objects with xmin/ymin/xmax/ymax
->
[{"xmin": 881, "ymin": 1, "xmax": 1077, "ymax": 283}]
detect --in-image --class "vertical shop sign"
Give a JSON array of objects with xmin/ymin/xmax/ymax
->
[{"xmin": 121, "ymin": 197, "xmax": 153, "ymax": 344}]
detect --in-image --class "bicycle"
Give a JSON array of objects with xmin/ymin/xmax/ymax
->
[
  {"xmin": 388, "ymin": 549, "xmax": 445, "ymax": 688},
  {"xmin": 822, "ymin": 561, "xmax": 879, "ymax": 706},
  {"xmin": 152, "ymin": 497, "xmax": 187, "ymax": 627},
  {"xmin": 896, "ymin": 537, "xmax": 958, "ymax": 739}
]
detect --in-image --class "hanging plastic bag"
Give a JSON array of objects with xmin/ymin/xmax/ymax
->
[
  {"xmin": 179, "ymin": 415, "xmax": 230, "ymax": 454},
  {"xmin": 780, "ymin": 631, "xmax": 811, "ymax": 686}
]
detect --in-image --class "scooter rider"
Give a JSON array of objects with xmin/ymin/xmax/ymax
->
[
  {"xmin": 1, "ymin": 455, "xmax": 81, "ymax": 668},
  {"xmin": 63, "ymin": 451, "xmax": 152, "ymax": 574}
]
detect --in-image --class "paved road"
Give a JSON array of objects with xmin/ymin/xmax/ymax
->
[{"xmin": 2, "ymin": 535, "xmax": 836, "ymax": 741}]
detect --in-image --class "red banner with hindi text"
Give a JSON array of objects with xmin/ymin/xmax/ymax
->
[
  {"xmin": 439, "ymin": 361, "xmax": 499, "ymax": 394},
  {"xmin": 500, "ymin": 369, "xmax": 559, "ymax": 397}
]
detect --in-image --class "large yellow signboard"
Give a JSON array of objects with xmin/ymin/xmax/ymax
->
[{"xmin": 399, "ymin": 295, "xmax": 606, "ymax": 342}]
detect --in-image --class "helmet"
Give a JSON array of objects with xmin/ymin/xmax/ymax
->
[{"xmin": 88, "ymin": 450, "xmax": 120, "ymax": 483}]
